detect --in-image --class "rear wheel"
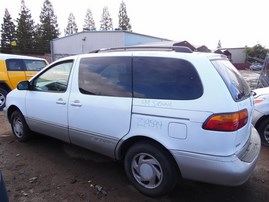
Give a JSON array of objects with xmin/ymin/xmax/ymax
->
[
  {"xmin": 124, "ymin": 142, "xmax": 178, "ymax": 197},
  {"xmin": 11, "ymin": 110, "xmax": 31, "ymax": 142},
  {"xmin": 0, "ymin": 88, "xmax": 8, "ymax": 111},
  {"xmin": 257, "ymin": 118, "xmax": 269, "ymax": 146}
]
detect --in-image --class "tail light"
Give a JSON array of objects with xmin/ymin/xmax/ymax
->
[
  {"xmin": 203, "ymin": 109, "xmax": 248, "ymax": 131},
  {"xmin": 254, "ymin": 97, "xmax": 265, "ymax": 104}
]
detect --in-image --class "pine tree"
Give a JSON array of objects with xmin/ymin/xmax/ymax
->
[
  {"xmin": 36, "ymin": 0, "xmax": 60, "ymax": 53},
  {"xmin": 100, "ymin": 7, "xmax": 113, "ymax": 31},
  {"xmin": 16, "ymin": 0, "xmax": 36, "ymax": 54},
  {"xmin": 83, "ymin": 9, "xmax": 96, "ymax": 31},
  {"xmin": 118, "ymin": 1, "xmax": 131, "ymax": 31},
  {"xmin": 64, "ymin": 13, "xmax": 78, "ymax": 36},
  {"xmin": 1, "ymin": 9, "xmax": 16, "ymax": 53},
  {"xmin": 217, "ymin": 40, "xmax": 222, "ymax": 49}
]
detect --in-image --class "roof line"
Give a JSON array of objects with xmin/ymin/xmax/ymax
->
[{"xmin": 52, "ymin": 30, "xmax": 171, "ymax": 42}]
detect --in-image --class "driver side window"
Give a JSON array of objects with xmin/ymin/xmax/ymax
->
[{"xmin": 34, "ymin": 61, "xmax": 73, "ymax": 92}]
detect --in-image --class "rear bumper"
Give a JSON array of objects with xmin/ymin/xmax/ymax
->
[{"xmin": 171, "ymin": 126, "xmax": 261, "ymax": 186}]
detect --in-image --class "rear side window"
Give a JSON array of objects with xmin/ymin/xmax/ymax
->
[
  {"xmin": 79, "ymin": 57, "xmax": 132, "ymax": 97},
  {"xmin": 6, "ymin": 59, "xmax": 24, "ymax": 71},
  {"xmin": 133, "ymin": 57, "xmax": 203, "ymax": 100},
  {"xmin": 212, "ymin": 59, "xmax": 251, "ymax": 101},
  {"xmin": 6, "ymin": 59, "xmax": 47, "ymax": 71}
]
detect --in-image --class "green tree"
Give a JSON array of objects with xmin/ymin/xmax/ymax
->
[
  {"xmin": 100, "ymin": 7, "xmax": 113, "ymax": 31},
  {"xmin": 36, "ymin": 0, "xmax": 60, "ymax": 53},
  {"xmin": 16, "ymin": 0, "xmax": 36, "ymax": 54},
  {"xmin": 83, "ymin": 9, "xmax": 96, "ymax": 31},
  {"xmin": 245, "ymin": 44, "xmax": 268, "ymax": 62},
  {"xmin": 1, "ymin": 9, "xmax": 16, "ymax": 53},
  {"xmin": 118, "ymin": 1, "xmax": 131, "ymax": 31},
  {"xmin": 64, "ymin": 13, "xmax": 78, "ymax": 36}
]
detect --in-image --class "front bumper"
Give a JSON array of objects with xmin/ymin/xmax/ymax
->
[
  {"xmin": 252, "ymin": 109, "xmax": 264, "ymax": 126},
  {"xmin": 171, "ymin": 126, "xmax": 261, "ymax": 186}
]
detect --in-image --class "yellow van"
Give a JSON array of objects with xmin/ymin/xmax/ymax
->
[{"xmin": 0, "ymin": 53, "xmax": 48, "ymax": 110}]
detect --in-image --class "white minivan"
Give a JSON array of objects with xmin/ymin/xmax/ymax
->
[{"xmin": 4, "ymin": 46, "xmax": 261, "ymax": 196}]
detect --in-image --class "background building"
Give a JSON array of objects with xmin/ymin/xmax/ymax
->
[
  {"xmin": 51, "ymin": 30, "xmax": 170, "ymax": 61},
  {"xmin": 51, "ymin": 31, "xmax": 249, "ymax": 70},
  {"xmin": 215, "ymin": 47, "xmax": 248, "ymax": 69}
]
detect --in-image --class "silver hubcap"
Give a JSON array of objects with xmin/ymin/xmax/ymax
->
[
  {"xmin": 13, "ymin": 117, "xmax": 24, "ymax": 138},
  {"xmin": 131, "ymin": 153, "xmax": 163, "ymax": 189},
  {"xmin": 263, "ymin": 125, "xmax": 269, "ymax": 143},
  {"xmin": 0, "ymin": 93, "xmax": 5, "ymax": 107}
]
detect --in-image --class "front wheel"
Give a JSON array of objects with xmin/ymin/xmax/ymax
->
[
  {"xmin": 124, "ymin": 142, "xmax": 179, "ymax": 197},
  {"xmin": 11, "ymin": 110, "xmax": 31, "ymax": 142},
  {"xmin": 257, "ymin": 118, "xmax": 269, "ymax": 146}
]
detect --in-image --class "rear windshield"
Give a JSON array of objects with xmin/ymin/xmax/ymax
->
[{"xmin": 212, "ymin": 59, "xmax": 251, "ymax": 101}]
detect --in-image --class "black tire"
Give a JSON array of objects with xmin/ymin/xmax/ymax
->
[
  {"xmin": 124, "ymin": 142, "xmax": 178, "ymax": 197},
  {"xmin": 10, "ymin": 110, "xmax": 31, "ymax": 142},
  {"xmin": 0, "ymin": 88, "xmax": 8, "ymax": 111},
  {"xmin": 257, "ymin": 118, "xmax": 269, "ymax": 147}
]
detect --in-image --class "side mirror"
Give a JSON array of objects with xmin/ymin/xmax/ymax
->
[{"xmin": 17, "ymin": 81, "xmax": 30, "ymax": 90}]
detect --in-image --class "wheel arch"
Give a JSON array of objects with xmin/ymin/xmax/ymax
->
[
  {"xmin": 0, "ymin": 82, "xmax": 11, "ymax": 93},
  {"xmin": 116, "ymin": 135, "xmax": 180, "ymax": 174},
  {"xmin": 255, "ymin": 114, "xmax": 269, "ymax": 129},
  {"xmin": 6, "ymin": 105, "xmax": 21, "ymax": 123}
]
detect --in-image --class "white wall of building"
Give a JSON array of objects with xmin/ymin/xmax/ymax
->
[
  {"xmin": 228, "ymin": 48, "xmax": 246, "ymax": 63},
  {"xmin": 51, "ymin": 31, "xmax": 169, "ymax": 61}
]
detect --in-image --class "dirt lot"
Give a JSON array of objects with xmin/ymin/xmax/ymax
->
[{"xmin": 0, "ymin": 110, "xmax": 268, "ymax": 202}]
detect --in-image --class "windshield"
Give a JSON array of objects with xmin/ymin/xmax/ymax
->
[{"xmin": 212, "ymin": 59, "xmax": 251, "ymax": 101}]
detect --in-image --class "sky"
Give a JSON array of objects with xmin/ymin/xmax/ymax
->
[{"xmin": 1, "ymin": 0, "xmax": 268, "ymax": 50}]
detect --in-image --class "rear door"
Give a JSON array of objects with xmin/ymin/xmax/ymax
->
[{"xmin": 68, "ymin": 55, "xmax": 132, "ymax": 157}]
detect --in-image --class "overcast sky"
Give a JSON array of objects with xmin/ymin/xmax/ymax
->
[{"xmin": 1, "ymin": 0, "xmax": 268, "ymax": 49}]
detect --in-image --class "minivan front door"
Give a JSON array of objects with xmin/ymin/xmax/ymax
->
[{"xmin": 25, "ymin": 60, "xmax": 73, "ymax": 142}]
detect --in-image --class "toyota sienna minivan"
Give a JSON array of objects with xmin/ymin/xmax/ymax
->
[{"xmin": 4, "ymin": 46, "xmax": 261, "ymax": 196}]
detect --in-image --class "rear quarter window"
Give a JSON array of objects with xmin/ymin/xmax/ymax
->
[
  {"xmin": 133, "ymin": 57, "xmax": 203, "ymax": 100},
  {"xmin": 6, "ymin": 59, "xmax": 24, "ymax": 71},
  {"xmin": 211, "ymin": 59, "xmax": 251, "ymax": 101}
]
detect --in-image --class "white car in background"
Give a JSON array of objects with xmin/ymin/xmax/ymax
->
[{"xmin": 252, "ymin": 87, "xmax": 269, "ymax": 146}]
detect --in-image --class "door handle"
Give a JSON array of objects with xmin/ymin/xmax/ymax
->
[
  {"xmin": 56, "ymin": 98, "xmax": 66, "ymax": 105},
  {"xmin": 71, "ymin": 100, "xmax": 82, "ymax": 107},
  {"xmin": 26, "ymin": 74, "xmax": 35, "ymax": 77}
]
